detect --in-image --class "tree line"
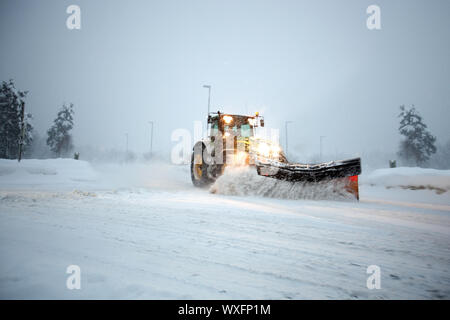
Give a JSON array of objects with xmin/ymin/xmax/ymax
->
[{"xmin": 0, "ymin": 79, "xmax": 75, "ymax": 160}]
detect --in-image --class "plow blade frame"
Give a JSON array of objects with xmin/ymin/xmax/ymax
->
[
  {"xmin": 256, "ymin": 157, "xmax": 362, "ymax": 199},
  {"xmin": 256, "ymin": 157, "xmax": 361, "ymax": 182}
]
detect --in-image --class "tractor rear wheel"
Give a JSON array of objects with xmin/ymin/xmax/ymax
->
[{"xmin": 191, "ymin": 144, "xmax": 213, "ymax": 187}]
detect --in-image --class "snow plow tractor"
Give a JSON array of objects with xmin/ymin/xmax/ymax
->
[{"xmin": 191, "ymin": 111, "xmax": 362, "ymax": 200}]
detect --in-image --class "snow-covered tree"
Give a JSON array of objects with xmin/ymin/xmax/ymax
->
[
  {"xmin": 0, "ymin": 80, "xmax": 33, "ymax": 159},
  {"xmin": 397, "ymin": 105, "xmax": 436, "ymax": 166},
  {"xmin": 429, "ymin": 140, "xmax": 450, "ymax": 169},
  {"xmin": 47, "ymin": 103, "xmax": 74, "ymax": 157}
]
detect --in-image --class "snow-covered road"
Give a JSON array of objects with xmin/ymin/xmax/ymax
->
[{"xmin": 0, "ymin": 159, "xmax": 449, "ymax": 299}]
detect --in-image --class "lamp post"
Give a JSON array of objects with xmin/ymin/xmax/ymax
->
[
  {"xmin": 285, "ymin": 121, "xmax": 293, "ymax": 159},
  {"xmin": 203, "ymin": 85, "xmax": 211, "ymax": 137},
  {"xmin": 148, "ymin": 121, "xmax": 153, "ymax": 157},
  {"xmin": 320, "ymin": 135, "xmax": 326, "ymax": 161},
  {"xmin": 203, "ymin": 85, "xmax": 211, "ymax": 115}
]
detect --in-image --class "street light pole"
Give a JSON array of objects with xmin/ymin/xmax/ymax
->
[
  {"xmin": 320, "ymin": 136, "xmax": 326, "ymax": 161},
  {"xmin": 285, "ymin": 121, "xmax": 293, "ymax": 159},
  {"xmin": 148, "ymin": 121, "xmax": 153, "ymax": 157},
  {"xmin": 203, "ymin": 85, "xmax": 211, "ymax": 116},
  {"xmin": 203, "ymin": 85, "xmax": 211, "ymax": 138}
]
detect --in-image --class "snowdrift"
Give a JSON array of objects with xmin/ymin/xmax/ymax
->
[
  {"xmin": 0, "ymin": 158, "xmax": 193, "ymax": 192},
  {"xmin": 210, "ymin": 166, "xmax": 355, "ymax": 200},
  {"xmin": 0, "ymin": 159, "xmax": 98, "ymax": 189},
  {"xmin": 361, "ymin": 167, "xmax": 450, "ymax": 194}
]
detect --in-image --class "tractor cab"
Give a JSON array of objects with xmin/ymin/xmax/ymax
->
[
  {"xmin": 207, "ymin": 111, "xmax": 264, "ymax": 139},
  {"xmin": 206, "ymin": 112, "xmax": 266, "ymax": 165}
]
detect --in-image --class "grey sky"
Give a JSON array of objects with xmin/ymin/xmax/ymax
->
[{"xmin": 1, "ymin": 0, "xmax": 449, "ymax": 159}]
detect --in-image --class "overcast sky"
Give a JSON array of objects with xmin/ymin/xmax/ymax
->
[{"xmin": 1, "ymin": 0, "xmax": 449, "ymax": 159}]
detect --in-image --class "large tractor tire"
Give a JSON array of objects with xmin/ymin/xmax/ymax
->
[{"xmin": 191, "ymin": 143, "xmax": 214, "ymax": 187}]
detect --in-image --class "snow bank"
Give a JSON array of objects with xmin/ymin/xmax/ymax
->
[
  {"xmin": 361, "ymin": 167, "xmax": 450, "ymax": 193},
  {"xmin": 0, "ymin": 159, "xmax": 98, "ymax": 189},
  {"xmin": 210, "ymin": 166, "xmax": 355, "ymax": 200}
]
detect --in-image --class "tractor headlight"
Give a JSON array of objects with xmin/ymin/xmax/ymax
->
[
  {"xmin": 256, "ymin": 142, "xmax": 281, "ymax": 158},
  {"xmin": 257, "ymin": 142, "xmax": 271, "ymax": 157},
  {"xmin": 223, "ymin": 115, "xmax": 233, "ymax": 124}
]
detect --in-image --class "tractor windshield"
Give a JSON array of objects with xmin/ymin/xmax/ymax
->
[
  {"xmin": 224, "ymin": 122, "xmax": 253, "ymax": 138},
  {"xmin": 209, "ymin": 115, "xmax": 255, "ymax": 138},
  {"xmin": 240, "ymin": 124, "xmax": 252, "ymax": 137}
]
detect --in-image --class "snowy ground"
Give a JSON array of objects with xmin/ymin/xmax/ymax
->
[{"xmin": 0, "ymin": 159, "xmax": 449, "ymax": 299}]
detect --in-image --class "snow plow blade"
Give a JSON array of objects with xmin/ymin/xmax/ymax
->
[{"xmin": 256, "ymin": 157, "xmax": 362, "ymax": 199}]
